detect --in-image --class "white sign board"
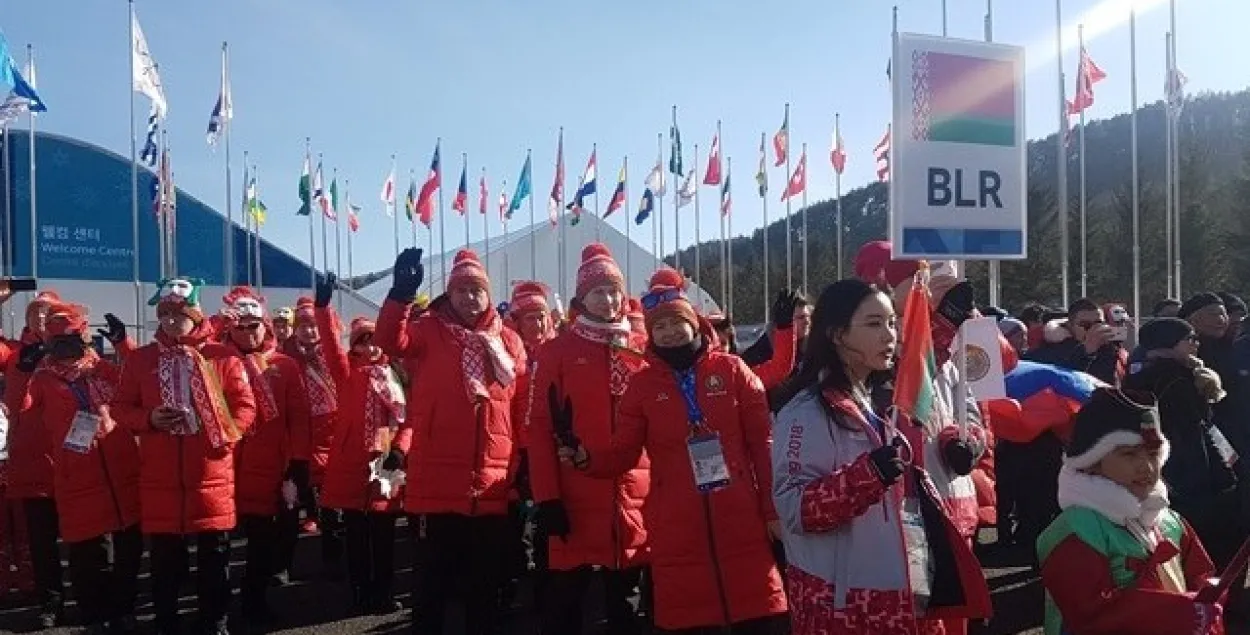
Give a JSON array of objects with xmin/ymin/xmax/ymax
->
[{"xmin": 890, "ymin": 33, "xmax": 1027, "ymax": 260}]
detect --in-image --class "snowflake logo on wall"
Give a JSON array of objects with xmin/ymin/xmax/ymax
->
[
  {"xmin": 50, "ymin": 149, "xmax": 70, "ymax": 169},
  {"xmin": 72, "ymin": 185, "xmax": 99, "ymax": 211}
]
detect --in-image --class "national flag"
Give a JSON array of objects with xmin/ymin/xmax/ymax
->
[
  {"xmin": 644, "ymin": 162, "xmax": 666, "ymax": 197},
  {"xmin": 380, "ymin": 167, "xmax": 396, "ymax": 216},
  {"xmin": 348, "ymin": 205, "xmax": 361, "ymax": 232},
  {"xmin": 139, "ymin": 106, "xmax": 160, "ymax": 167},
  {"xmin": 498, "ymin": 179, "xmax": 509, "ymax": 221},
  {"xmin": 478, "ymin": 173, "xmax": 488, "ymax": 215},
  {"xmin": 314, "ymin": 163, "xmax": 335, "ymax": 219},
  {"xmin": 326, "ymin": 177, "xmax": 338, "ymax": 221},
  {"xmin": 773, "ymin": 111, "xmax": 789, "ymax": 166},
  {"xmin": 1069, "ymin": 45, "xmax": 1106, "ymax": 115},
  {"xmin": 874, "ymin": 125, "xmax": 891, "ymax": 182},
  {"xmin": 669, "ymin": 118, "xmax": 683, "ymax": 176},
  {"xmin": 677, "ymin": 162, "xmax": 697, "ymax": 209},
  {"xmin": 605, "ymin": 163, "xmax": 626, "ymax": 218},
  {"xmin": 781, "ymin": 150, "xmax": 807, "ymax": 201},
  {"xmin": 894, "ymin": 268, "xmax": 937, "ymax": 423},
  {"xmin": 830, "ymin": 126, "xmax": 847, "ymax": 175},
  {"xmin": 636, "ymin": 188, "xmax": 654, "ymax": 226},
  {"xmin": 131, "ymin": 9, "xmax": 167, "ymax": 119},
  {"xmin": 452, "ymin": 164, "xmax": 468, "ymax": 215},
  {"xmin": 404, "ymin": 179, "xmax": 418, "ymax": 221},
  {"xmin": 720, "ymin": 169, "xmax": 732, "ymax": 217},
  {"xmin": 508, "ymin": 155, "xmax": 532, "ymax": 219},
  {"xmin": 206, "ymin": 51, "xmax": 232, "ymax": 145},
  {"xmin": 1165, "ymin": 65, "xmax": 1188, "ymax": 112},
  {"xmin": 912, "ymin": 51, "xmax": 1017, "ymax": 147},
  {"xmin": 0, "ymin": 44, "xmax": 46, "ymax": 118},
  {"xmin": 297, "ymin": 157, "xmax": 312, "ymax": 216},
  {"xmin": 566, "ymin": 149, "xmax": 597, "ymax": 225},
  {"xmin": 755, "ymin": 134, "xmax": 768, "ymax": 198},
  {"xmin": 547, "ymin": 133, "xmax": 564, "ymax": 227},
  {"xmin": 245, "ymin": 168, "xmax": 267, "ymax": 227},
  {"xmin": 416, "ymin": 143, "xmax": 441, "ymax": 227},
  {"xmin": 703, "ymin": 132, "xmax": 722, "ymax": 186}
]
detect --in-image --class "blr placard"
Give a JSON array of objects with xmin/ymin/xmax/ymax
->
[{"xmin": 890, "ymin": 33, "xmax": 1027, "ymax": 260}]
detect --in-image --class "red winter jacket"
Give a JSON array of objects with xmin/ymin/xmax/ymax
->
[
  {"xmin": 528, "ymin": 327, "xmax": 650, "ymax": 570},
  {"xmin": 284, "ymin": 308, "xmax": 350, "ymax": 487},
  {"xmin": 111, "ymin": 335, "xmax": 257, "ymax": 534},
  {"xmin": 375, "ymin": 298, "xmax": 527, "ymax": 517},
  {"xmin": 228, "ymin": 342, "xmax": 311, "ymax": 517},
  {"xmin": 3, "ymin": 330, "xmax": 54, "ymax": 500},
  {"xmin": 750, "ymin": 326, "xmax": 797, "ymax": 391},
  {"xmin": 586, "ymin": 342, "xmax": 786, "ymax": 630},
  {"xmin": 10, "ymin": 357, "xmax": 140, "ymax": 543},
  {"xmin": 320, "ymin": 354, "xmax": 413, "ymax": 513}
]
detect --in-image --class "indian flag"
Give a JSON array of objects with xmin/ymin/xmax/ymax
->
[
  {"xmin": 894, "ymin": 267, "xmax": 936, "ymax": 423},
  {"xmin": 913, "ymin": 52, "xmax": 1016, "ymax": 147}
]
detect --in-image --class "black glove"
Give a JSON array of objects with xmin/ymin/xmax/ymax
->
[
  {"xmin": 772, "ymin": 290, "xmax": 800, "ymax": 329},
  {"xmin": 15, "ymin": 342, "xmax": 45, "ymax": 373},
  {"xmin": 935, "ymin": 280, "xmax": 976, "ymax": 330},
  {"xmin": 382, "ymin": 448, "xmax": 406, "ymax": 471},
  {"xmin": 868, "ymin": 441, "xmax": 905, "ymax": 486},
  {"xmin": 536, "ymin": 499, "xmax": 571, "ymax": 540},
  {"xmin": 97, "ymin": 313, "xmax": 126, "ymax": 344},
  {"xmin": 942, "ymin": 439, "xmax": 976, "ymax": 476},
  {"xmin": 314, "ymin": 273, "xmax": 336, "ymax": 308},
  {"xmin": 547, "ymin": 385, "xmax": 579, "ymax": 451},
  {"xmin": 515, "ymin": 449, "xmax": 533, "ymax": 501},
  {"xmin": 387, "ymin": 248, "xmax": 425, "ymax": 303},
  {"xmin": 284, "ymin": 460, "xmax": 310, "ymax": 490}
]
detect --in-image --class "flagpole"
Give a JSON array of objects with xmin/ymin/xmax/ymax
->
[
  {"xmin": 1129, "ymin": 5, "xmax": 1142, "ymax": 324},
  {"xmin": 727, "ymin": 156, "xmax": 734, "ymax": 318},
  {"xmin": 26, "ymin": 45, "xmax": 39, "ymax": 289},
  {"xmin": 158, "ymin": 130, "xmax": 167, "ymax": 280},
  {"xmin": 319, "ymin": 158, "xmax": 329, "ymax": 279},
  {"xmin": 220, "ymin": 42, "xmax": 234, "ymax": 286},
  {"xmin": 528, "ymin": 148, "xmax": 537, "ymax": 281},
  {"xmin": 800, "ymin": 144, "xmax": 809, "ymax": 293},
  {"xmin": 483, "ymin": 168, "xmax": 491, "ymax": 272},
  {"xmin": 835, "ymin": 114, "xmax": 844, "ymax": 279},
  {"xmin": 462, "ymin": 153, "xmax": 470, "ymax": 248},
  {"xmin": 783, "ymin": 103, "xmax": 792, "ymax": 290},
  {"xmin": 1169, "ymin": 0, "xmax": 1182, "ymax": 296},
  {"xmin": 254, "ymin": 162, "xmax": 263, "ymax": 291},
  {"xmin": 623, "ymin": 157, "xmax": 632, "ymax": 292},
  {"xmin": 556, "ymin": 130, "xmax": 567, "ymax": 300},
  {"xmin": 2, "ymin": 125, "xmax": 10, "ymax": 277},
  {"xmin": 985, "ymin": 0, "xmax": 1002, "ymax": 308},
  {"xmin": 692, "ymin": 141, "xmax": 702, "ymax": 309},
  {"xmin": 335, "ymin": 178, "xmax": 343, "ymax": 315},
  {"xmin": 719, "ymin": 174, "xmax": 727, "ymax": 309},
  {"xmin": 1053, "ymin": 0, "xmax": 1070, "ymax": 308},
  {"xmin": 1164, "ymin": 31, "xmax": 1174, "ymax": 299},
  {"xmin": 128, "ymin": 1, "xmax": 145, "ymax": 340},
  {"xmin": 410, "ymin": 169, "xmax": 419, "ymax": 250},
  {"xmin": 657, "ymin": 132, "xmax": 664, "ymax": 265},
  {"xmin": 761, "ymin": 132, "xmax": 770, "ymax": 322},
  {"xmin": 941, "ymin": 0, "xmax": 948, "ymax": 36},
  {"xmin": 672, "ymin": 106, "xmax": 681, "ymax": 273},
  {"xmin": 243, "ymin": 151, "xmax": 251, "ymax": 285},
  {"xmin": 347, "ymin": 184, "xmax": 354, "ymax": 287},
  {"xmin": 1078, "ymin": 25, "xmax": 1089, "ymax": 298},
  {"xmin": 306, "ymin": 139, "xmax": 316, "ymax": 290},
  {"xmin": 436, "ymin": 138, "xmax": 447, "ymax": 296},
  {"xmin": 593, "ymin": 145, "xmax": 601, "ymax": 243}
]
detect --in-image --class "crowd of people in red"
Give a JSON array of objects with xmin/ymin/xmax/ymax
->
[{"xmin": 0, "ymin": 239, "xmax": 1237, "ymax": 635}]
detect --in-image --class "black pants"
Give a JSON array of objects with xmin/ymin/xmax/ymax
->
[
  {"xmin": 343, "ymin": 509, "xmax": 397, "ymax": 602},
  {"xmin": 67, "ymin": 525, "xmax": 143, "ymax": 626},
  {"xmin": 240, "ymin": 514, "xmax": 279, "ymax": 611},
  {"xmin": 1010, "ymin": 434, "xmax": 1063, "ymax": 549},
  {"xmin": 149, "ymin": 531, "xmax": 231, "ymax": 631},
  {"xmin": 273, "ymin": 506, "xmax": 300, "ymax": 578},
  {"xmin": 540, "ymin": 565, "xmax": 643, "ymax": 635},
  {"xmin": 22, "ymin": 497, "xmax": 64, "ymax": 605},
  {"xmin": 655, "ymin": 614, "xmax": 789, "ymax": 635},
  {"xmin": 317, "ymin": 493, "xmax": 345, "ymax": 568},
  {"xmin": 410, "ymin": 513, "xmax": 512, "ymax": 635}
]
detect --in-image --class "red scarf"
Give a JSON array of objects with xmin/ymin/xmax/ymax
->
[
  {"xmin": 154, "ymin": 327, "xmax": 241, "ymax": 449},
  {"xmin": 437, "ymin": 303, "xmax": 516, "ymax": 402},
  {"xmin": 570, "ymin": 315, "xmax": 641, "ymax": 397},
  {"xmin": 290, "ymin": 341, "xmax": 338, "ymax": 417},
  {"xmin": 39, "ymin": 350, "xmax": 116, "ymax": 413}
]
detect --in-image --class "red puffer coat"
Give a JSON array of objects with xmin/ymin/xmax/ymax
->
[
  {"xmin": 320, "ymin": 354, "xmax": 413, "ymax": 512},
  {"xmin": 587, "ymin": 341, "xmax": 787, "ymax": 630},
  {"xmin": 228, "ymin": 341, "xmax": 311, "ymax": 517},
  {"xmin": 374, "ymin": 298, "xmax": 527, "ymax": 517},
  {"xmin": 111, "ymin": 332, "xmax": 256, "ymax": 534},
  {"xmin": 283, "ymin": 307, "xmax": 349, "ymax": 487},
  {"xmin": 10, "ymin": 357, "xmax": 140, "ymax": 543},
  {"xmin": 528, "ymin": 325, "xmax": 650, "ymax": 570},
  {"xmin": 3, "ymin": 330, "xmax": 54, "ymax": 501}
]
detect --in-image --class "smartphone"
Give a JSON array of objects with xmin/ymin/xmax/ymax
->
[
  {"xmin": 1, "ymin": 277, "xmax": 38, "ymax": 292},
  {"xmin": 1110, "ymin": 325, "xmax": 1129, "ymax": 342}
]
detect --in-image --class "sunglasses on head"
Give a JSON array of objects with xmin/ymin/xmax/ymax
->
[{"xmin": 641, "ymin": 288, "xmax": 684, "ymax": 311}]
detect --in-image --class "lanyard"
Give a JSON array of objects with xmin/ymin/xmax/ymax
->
[
  {"xmin": 673, "ymin": 369, "xmax": 704, "ymax": 426},
  {"xmin": 62, "ymin": 379, "xmax": 92, "ymax": 413}
]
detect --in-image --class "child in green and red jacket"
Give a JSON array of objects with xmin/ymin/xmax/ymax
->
[{"xmin": 1037, "ymin": 387, "xmax": 1226, "ymax": 635}]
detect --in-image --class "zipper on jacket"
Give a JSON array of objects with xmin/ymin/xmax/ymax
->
[
  {"xmin": 469, "ymin": 402, "xmax": 484, "ymax": 516},
  {"xmin": 98, "ymin": 441, "xmax": 124, "ymax": 528},
  {"xmin": 700, "ymin": 494, "xmax": 732, "ymax": 626},
  {"xmin": 609, "ymin": 353, "xmax": 622, "ymax": 570}
]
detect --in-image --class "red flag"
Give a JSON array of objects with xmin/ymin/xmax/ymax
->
[
  {"xmin": 830, "ymin": 128, "xmax": 847, "ymax": 175},
  {"xmin": 416, "ymin": 143, "xmax": 441, "ymax": 227},
  {"xmin": 874, "ymin": 125, "xmax": 891, "ymax": 183},
  {"xmin": 781, "ymin": 150, "xmax": 807, "ymax": 201},
  {"xmin": 1069, "ymin": 45, "xmax": 1106, "ymax": 115},
  {"xmin": 773, "ymin": 112, "xmax": 789, "ymax": 167},
  {"xmin": 478, "ymin": 173, "xmax": 488, "ymax": 215},
  {"xmin": 452, "ymin": 164, "xmax": 468, "ymax": 215},
  {"xmin": 548, "ymin": 133, "xmax": 564, "ymax": 226},
  {"xmin": 348, "ymin": 207, "xmax": 360, "ymax": 233},
  {"xmin": 703, "ymin": 133, "xmax": 722, "ymax": 185}
]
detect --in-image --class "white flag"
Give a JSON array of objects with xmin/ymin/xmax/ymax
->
[
  {"xmin": 380, "ymin": 168, "xmax": 396, "ymax": 216},
  {"xmin": 955, "ymin": 317, "xmax": 1006, "ymax": 401},
  {"xmin": 131, "ymin": 9, "xmax": 168, "ymax": 119},
  {"xmin": 677, "ymin": 164, "xmax": 697, "ymax": 208},
  {"xmin": 645, "ymin": 162, "xmax": 666, "ymax": 197}
]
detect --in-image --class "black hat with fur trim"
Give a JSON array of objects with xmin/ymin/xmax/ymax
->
[{"xmin": 1065, "ymin": 387, "xmax": 1170, "ymax": 470}]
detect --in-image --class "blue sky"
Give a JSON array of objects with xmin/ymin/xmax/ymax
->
[{"xmin": 3, "ymin": 0, "xmax": 1246, "ymax": 278}]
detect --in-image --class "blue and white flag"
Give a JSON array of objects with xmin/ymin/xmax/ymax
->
[
  {"xmin": 140, "ymin": 106, "xmax": 160, "ymax": 167},
  {"xmin": 206, "ymin": 48, "xmax": 232, "ymax": 145},
  {"xmin": 0, "ymin": 33, "xmax": 46, "ymax": 119}
]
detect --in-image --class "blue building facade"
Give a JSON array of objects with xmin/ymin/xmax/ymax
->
[{"xmin": 1, "ymin": 131, "xmax": 312, "ymax": 287}]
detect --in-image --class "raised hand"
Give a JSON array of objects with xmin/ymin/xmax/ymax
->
[{"xmin": 388, "ymin": 248, "xmax": 425, "ymax": 303}]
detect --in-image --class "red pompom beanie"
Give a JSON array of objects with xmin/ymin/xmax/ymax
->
[
  {"xmin": 643, "ymin": 268, "xmax": 699, "ymax": 333},
  {"xmin": 854, "ymin": 240, "xmax": 919, "ymax": 288},
  {"xmin": 448, "ymin": 249, "xmax": 490, "ymax": 293},
  {"xmin": 45, "ymin": 301, "xmax": 89, "ymax": 337},
  {"xmin": 349, "ymin": 317, "xmax": 376, "ymax": 345},
  {"xmin": 575, "ymin": 243, "xmax": 625, "ymax": 299},
  {"xmin": 222, "ymin": 286, "xmax": 268, "ymax": 320},
  {"xmin": 510, "ymin": 281, "xmax": 550, "ymax": 319}
]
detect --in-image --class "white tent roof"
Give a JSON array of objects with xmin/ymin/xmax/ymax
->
[{"xmin": 359, "ymin": 212, "xmax": 721, "ymax": 313}]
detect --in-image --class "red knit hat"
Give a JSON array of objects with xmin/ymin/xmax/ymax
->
[
  {"xmin": 853, "ymin": 240, "xmax": 920, "ymax": 288},
  {"xmin": 510, "ymin": 281, "xmax": 550, "ymax": 319},
  {"xmin": 575, "ymin": 243, "xmax": 625, "ymax": 299},
  {"xmin": 45, "ymin": 301, "xmax": 89, "ymax": 337},
  {"xmin": 448, "ymin": 249, "xmax": 490, "ymax": 292},
  {"xmin": 26, "ymin": 289, "xmax": 61, "ymax": 324},
  {"xmin": 293, "ymin": 297, "xmax": 316, "ymax": 325},
  {"xmin": 222, "ymin": 286, "xmax": 267, "ymax": 321},
  {"xmin": 642, "ymin": 268, "xmax": 699, "ymax": 333},
  {"xmin": 349, "ymin": 317, "xmax": 375, "ymax": 345}
]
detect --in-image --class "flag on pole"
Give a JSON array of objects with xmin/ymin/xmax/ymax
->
[
  {"xmin": 478, "ymin": 173, "xmax": 488, "ymax": 215},
  {"xmin": 773, "ymin": 111, "xmax": 789, "ymax": 166},
  {"xmin": 206, "ymin": 51, "xmax": 232, "ymax": 145},
  {"xmin": 139, "ymin": 106, "xmax": 160, "ymax": 167},
  {"xmin": 1165, "ymin": 65, "xmax": 1188, "ymax": 111},
  {"xmin": 348, "ymin": 204, "xmax": 361, "ymax": 232},
  {"xmin": 416, "ymin": 143, "xmax": 441, "ymax": 226},
  {"xmin": 874, "ymin": 125, "xmax": 892, "ymax": 182},
  {"xmin": 508, "ymin": 155, "xmax": 532, "ymax": 219},
  {"xmin": 830, "ymin": 126, "xmax": 847, "ymax": 175},
  {"xmin": 313, "ymin": 163, "xmax": 334, "ymax": 219},
  {"xmin": 326, "ymin": 177, "xmax": 338, "ymax": 221},
  {"xmin": 567, "ymin": 150, "xmax": 597, "ymax": 224},
  {"xmin": 498, "ymin": 180, "xmax": 509, "ymax": 221},
  {"xmin": 669, "ymin": 117, "xmax": 684, "ymax": 176},
  {"xmin": 703, "ymin": 132, "xmax": 722, "ymax": 185},
  {"xmin": 452, "ymin": 164, "xmax": 468, "ymax": 214},
  {"xmin": 894, "ymin": 269, "xmax": 937, "ymax": 423},
  {"xmin": 404, "ymin": 179, "xmax": 418, "ymax": 221},
  {"xmin": 636, "ymin": 189, "xmax": 654, "ymax": 226},
  {"xmin": 547, "ymin": 134, "xmax": 564, "ymax": 226},
  {"xmin": 0, "ymin": 40, "xmax": 46, "ymax": 119},
  {"xmin": 1069, "ymin": 45, "xmax": 1107, "ymax": 115},
  {"xmin": 245, "ymin": 171, "xmax": 267, "ymax": 227},
  {"xmin": 720, "ymin": 169, "xmax": 732, "ymax": 217},
  {"xmin": 297, "ymin": 157, "xmax": 312, "ymax": 216},
  {"xmin": 755, "ymin": 134, "xmax": 768, "ymax": 197},
  {"xmin": 781, "ymin": 150, "xmax": 807, "ymax": 201},
  {"xmin": 605, "ymin": 164, "xmax": 626, "ymax": 218},
  {"xmin": 644, "ymin": 162, "xmax": 666, "ymax": 197},
  {"xmin": 131, "ymin": 8, "xmax": 167, "ymax": 119},
  {"xmin": 380, "ymin": 167, "xmax": 396, "ymax": 216},
  {"xmin": 677, "ymin": 162, "xmax": 697, "ymax": 209}
]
